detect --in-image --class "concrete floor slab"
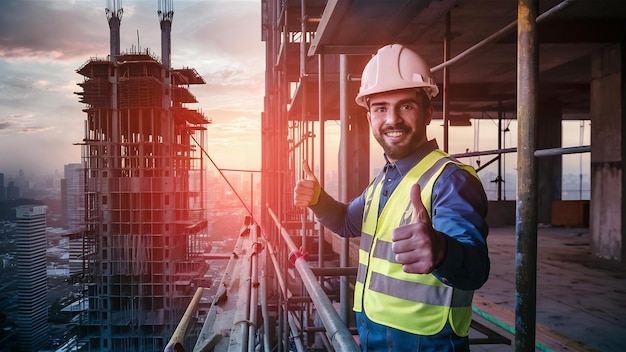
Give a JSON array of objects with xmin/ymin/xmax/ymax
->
[{"xmin": 470, "ymin": 226, "xmax": 626, "ymax": 352}]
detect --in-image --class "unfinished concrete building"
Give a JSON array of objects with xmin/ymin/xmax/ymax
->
[{"xmin": 74, "ymin": 0, "xmax": 210, "ymax": 350}]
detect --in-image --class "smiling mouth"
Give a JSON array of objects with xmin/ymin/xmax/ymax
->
[{"xmin": 385, "ymin": 131, "xmax": 406, "ymax": 137}]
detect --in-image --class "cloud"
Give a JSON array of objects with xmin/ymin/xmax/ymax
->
[
  {"xmin": 0, "ymin": 1, "xmax": 106, "ymax": 62},
  {"xmin": 0, "ymin": 113, "xmax": 52, "ymax": 135},
  {"xmin": 18, "ymin": 125, "xmax": 54, "ymax": 134},
  {"xmin": 32, "ymin": 80, "xmax": 50, "ymax": 90},
  {"xmin": 0, "ymin": 121, "xmax": 14, "ymax": 130}
]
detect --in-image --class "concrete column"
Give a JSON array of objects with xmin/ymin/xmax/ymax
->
[
  {"xmin": 590, "ymin": 43, "xmax": 625, "ymax": 262},
  {"xmin": 536, "ymin": 100, "xmax": 563, "ymax": 225}
]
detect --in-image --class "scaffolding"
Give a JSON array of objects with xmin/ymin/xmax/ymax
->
[{"xmin": 172, "ymin": 0, "xmax": 609, "ymax": 351}]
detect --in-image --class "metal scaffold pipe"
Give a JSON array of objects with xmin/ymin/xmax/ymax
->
[
  {"xmin": 292, "ymin": 259, "xmax": 359, "ymax": 350},
  {"xmin": 431, "ymin": 0, "xmax": 576, "ymax": 72},
  {"xmin": 288, "ymin": 311, "xmax": 306, "ymax": 352},
  {"xmin": 246, "ymin": 225, "xmax": 260, "ymax": 352},
  {"xmin": 450, "ymin": 145, "xmax": 590, "ymax": 159},
  {"xmin": 268, "ymin": 208, "xmax": 360, "ymax": 351},
  {"xmin": 516, "ymin": 0, "xmax": 539, "ymax": 350},
  {"xmin": 260, "ymin": 260, "xmax": 272, "ymax": 351}
]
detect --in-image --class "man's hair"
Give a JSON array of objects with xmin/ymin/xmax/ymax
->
[{"xmin": 414, "ymin": 89, "xmax": 431, "ymax": 115}]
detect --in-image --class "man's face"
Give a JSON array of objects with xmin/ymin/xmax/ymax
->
[{"xmin": 367, "ymin": 88, "xmax": 432, "ymax": 162}]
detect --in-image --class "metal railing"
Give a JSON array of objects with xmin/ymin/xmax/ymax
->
[
  {"xmin": 267, "ymin": 208, "xmax": 359, "ymax": 351},
  {"xmin": 165, "ymin": 213, "xmax": 359, "ymax": 352}
]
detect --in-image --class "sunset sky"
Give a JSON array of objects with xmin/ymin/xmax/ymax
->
[
  {"xmin": 0, "ymin": 0, "xmax": 265, "ymax": 177},
  {"xmin": 0, "ymin": 0, "xmax": 589, "ymax": 197}
]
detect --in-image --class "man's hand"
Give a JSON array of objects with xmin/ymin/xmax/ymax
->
[
  {"xmin": 294, "ymin": 160, "xmax": 321, "ymax": 207},
  {"xmin": 391, "ymin": 183, "xmax": 447, "ymax": 274}
]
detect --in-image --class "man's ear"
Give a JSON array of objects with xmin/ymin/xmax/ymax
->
[
  {"xmin": 366, "ymin": 111, "xmax": 372, "ymax": 123},
  {"xmin": 424, "ymin": 106, "xmax": 433, "ymax": 126}
]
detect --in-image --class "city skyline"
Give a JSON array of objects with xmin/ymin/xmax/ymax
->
[{"xmin": 0, "ymin": 110, "xmax": 592, "ymax": 204}]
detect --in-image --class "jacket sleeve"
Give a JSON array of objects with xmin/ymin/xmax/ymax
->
[
  {"xmin": 310, "ymin": 189, "xmax": 364, "ymax": 238},
  {"xmin": 430, "ymin": 165, "xmax": 491, "ymax": 290}
]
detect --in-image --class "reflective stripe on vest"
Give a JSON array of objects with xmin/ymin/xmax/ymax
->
[{"xmin": 353, "ymin": 149, "xmax": 478, "ymax": 336}]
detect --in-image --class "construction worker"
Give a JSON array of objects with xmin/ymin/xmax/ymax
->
[{"xmin": 294, "ymin": 44, "xmax": 490, "ymax": 351}]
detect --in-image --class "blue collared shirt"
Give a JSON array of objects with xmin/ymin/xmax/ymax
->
[{"xmin": 312, "ymin": 139, "xmax": 490, "ymax": 290}]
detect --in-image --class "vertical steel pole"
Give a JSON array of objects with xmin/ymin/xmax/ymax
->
[
  {"xmin": 339, "ymin": 54, "xmax": 350, "ymax": 322},
  {"xmin": 299, "ymin": 2, "xmax": 311, "ymax": 345},
  {"xmin": 442, "ymin": 12, "xmax": 451, "ymax": 152},
  {"xmin": 318, "ymin": 54, "xmax": 326, "ymax": 274},
  {"xmin": 516, "ymin": 0, "xmax": 539, "ymax": 351},
  {"xmin": 498, "ymin": 101, "xmax": 503, "ymax": 201}
]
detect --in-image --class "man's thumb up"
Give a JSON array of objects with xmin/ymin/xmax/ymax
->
[
  {"xmin": 302, "ymin": 160, "xmax": 317, "ymax": 182},
  {"xmin": 410, "ymin": 183, "xmax": 431, "ymax": 225},
  {"xmin": 392, "ymin": 182, "xmax": 444, "ymax": 274},
  {"xmin": 294, "ymin": 160, "xmax": 321, "ymax": 207}
]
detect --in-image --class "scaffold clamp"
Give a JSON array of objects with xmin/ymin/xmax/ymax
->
[{"xmin": 288, "ymin": 246, "xmax": 309, "ymax": 266}]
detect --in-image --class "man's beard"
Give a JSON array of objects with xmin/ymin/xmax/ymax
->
[{"xmin": 374, "ymin": 125, "xmax": 424, "ymax": 160}]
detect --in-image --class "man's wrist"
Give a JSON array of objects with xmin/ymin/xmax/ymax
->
[{"xmin": 434, "ymin": 232, "xmax": 448, "ymax": 269}]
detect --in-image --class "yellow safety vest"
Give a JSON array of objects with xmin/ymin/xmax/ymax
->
[{"xmin": 353, "ymin": 149, "xmax": 478, "ymax": 336}]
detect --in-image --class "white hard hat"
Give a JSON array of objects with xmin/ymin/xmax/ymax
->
[{"xmin": 355, "ymin": 44, "xmax": 439, "ymax": 108}]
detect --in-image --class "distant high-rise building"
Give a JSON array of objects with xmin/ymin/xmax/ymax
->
[
  {"xmin": 63, "ymin": 163, "xmax": 85, "ymax": 231},
  {"xmin": 0, "ymin": 172, "xmax": 5, "ymax": 201},
  {"xmin": 63, "ymin": 163, "xmax": 86, "ymax": 277},
  {"xmin": 61, "ymin": 178, "xmax": 67, "ymax": 225},
  {"xmin": 75, "ymin": 1, "xmax": 210, "ymax": 350},
  {"xmin": 6, "ymin": 180, "xmax": 19, "ymax": 200},
  {"xmin": 15, "ymin": 205, "xmax": 49, "ymax": 352}
]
